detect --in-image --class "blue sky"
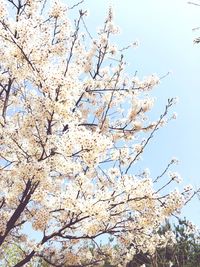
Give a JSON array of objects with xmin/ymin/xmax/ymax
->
[{"xmin": 80, "ymin": 0, "xmax": 200, "ymax": 225}]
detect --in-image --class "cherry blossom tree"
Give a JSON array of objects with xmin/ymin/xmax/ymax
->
[{"xmin": 0, "ymin": 0, "xmax": 193, "ymax": 266}]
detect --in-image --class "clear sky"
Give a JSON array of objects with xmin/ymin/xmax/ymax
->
[{"xmin": 79, "ymin": 0, "xmax": 200, "ymax": 225}]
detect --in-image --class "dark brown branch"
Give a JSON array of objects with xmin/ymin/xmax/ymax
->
[
  {"xmin": 64, "ymin": 10, "xmax": 85, "ymax": 76},
  {"xmin": 125, "ymin": 98, "xmax": 174, "ymax": 174},
  {"xmin": 69, "ymin": 0, "xmax": 84, "ymax": 10},
  {"xmin": 13, "ymin": 250, "xmax": 36, "ymax": 267},
  {"xmin": 0, "ymin": 197, "xmax": 5, "ymax": 209},
  {"xmin": 0, "ymin": 180, "xmax": 39, "ymax": 246},
  {"xmin": 153, "ymin": 160, "xmax": 174, "ymax": 183},
  {"xmin": 188, "ymin": 1, "xmax": 200, "ymax": 6},
  {"xmin": 2, "ymin": 78, "xmax": 14, "ymax": 121}
]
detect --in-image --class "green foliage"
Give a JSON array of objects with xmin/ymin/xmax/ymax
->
[
  {"xmin": 0, "ymin": 243, "xmax": 51, "ymax": 267},
  {"xmin": 170, "ymin": 219, "xmax": 200, "ymax": 267},
  {"xmin": 0, "ymin": 243, "xmax": 24, "ymax": 267}
]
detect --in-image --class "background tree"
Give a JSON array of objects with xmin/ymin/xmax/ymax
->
[
  {"xmin": 0, "ymin": 0, "xmax": 192, "ymax": 266},
  {"xmin": 128, "ymin": 219, "xmax": 200, "ymax": 267}
]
